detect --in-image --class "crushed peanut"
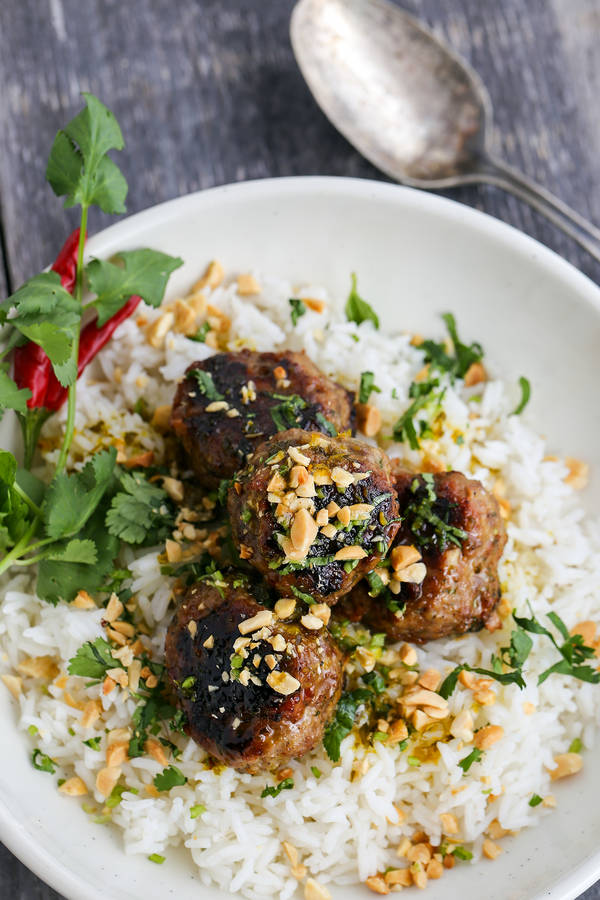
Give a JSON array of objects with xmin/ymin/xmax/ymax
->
[
  {"xmin": 237, "ymin": 274, "xmax": 262, "ymax": 295},
  {"xmin": 390, "ymin": 545, "xmax": 422, "ymax": 572},
  {"xmin": 267, "ymin": 671, "xmax": 301, "ymax": 695},
  {"xmin": 393, "ymin": 562, "xmax": 427, "ymax": 584},
  {"xmin": 301, "ymin": 614, "xmax": 324, "ymax": 630},
  {"xmin": 145, "ymin": 739, "xmax": 169, "ymax": 766},
  {"xmin": 72, "ymin": 590, "xmax": 96, "ymax": 609},
  {"xmin": 1, "ymin": 674, "xmax": 22, "ymax": 698},
  {"xmin": 17, "ymin": 656, "xmax": 59, "ymax": 679},
  {"xmin": 239, "ymin": 610, "xmax": 274, "ymax": 635},
  {"xmin": 474, "ymin": 725, "xmax": 504, "ymax": 750},
  {"xmin": 59, "ymin": 776, "xmax": 89, "ymax": 796},
  {"xmin": 482, "ymin": 840, "xmax": 503, "ymax": 860},
  {"xmin": 564, "ymin": 456, "xmax": 589, "ymax": 490},
  {"xmin": 96, "ymin": 766, "xmax": 122, "ymax": 798},
  {"xmin": 274, "ymin": 598, "xmax": 296, "ymax": 619},
  {"xmin": 146, "ymin": 312, "xmax": 174, "ymax": 347},
  {"xmin": 334, "ymin": 545, "xmax": 367, "ymax": 561},
  {"xmin": 549, "ymin": 752, "xmax": 583, "ymax": 780},
  {"xmin": 355, "ymin": 403, "xmax": 382, "ymax": 437}
]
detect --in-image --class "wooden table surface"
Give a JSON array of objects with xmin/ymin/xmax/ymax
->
[{"xmin": 1, "ymin": 0, "xmax": 600, "ymax": 897}]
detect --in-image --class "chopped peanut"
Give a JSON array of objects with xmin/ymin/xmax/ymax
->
[
  {"xmin": 486, "ymin": 819, "xmax": 510, "ymax": 839},
  {"xmin": 522, "ymin": 702, "xmax": 536, "ymax": 716},
  {"xmin": 331, "ymin": 466, "xmax": 354, "ymax": 488},
  {"xmin": 268, "ymin": 471, "xmax": 287, "ymax": 492},
  {"xmin": 412, "ymin": 709, "xmax": 435, "ymax": 730},
  {"xmin": 102, "ymin": 676, "xmax": 116, "ymax": 696},
  {"xmin": 427, "ymin": 859, "xmax": 443, "ymax": 879},
  {"xmin": 439, "ymin": 812, "xmax": 459, "ymax": 835},
  {"xmin": 96, "ymin": 766, "xmax": 122, "ymax": 798},
  {"xmin": 106, "ymin": 629, "xmax": 127, "ymax": 646},
  {"xmin": 274, "ymin": 598, "xmax": 296, "ymax": 619},
  {"xmin": 483, "ymin": 840, "xmax": 503, "ymax": 860},
  {"xmin": 315, "ymin": 508, "xmax": 329, "ymax": 527},
  {"xmin": 337, "ymin": 506, "xmax": 352, "ymax": 526},
  {"xmin": 162, "ymin": 477, "xmax": 184, "ymax": 502},
  {"xmin": 151, "ymin": 404, "xmax": 172, "ymax": 433},
  {"xmin": 385, "ymin": 868, "xmax": 412, "ymax": 887},
  {"xmin": 267, "ymin": 671, "xmax": 301, "ymax": 695},
  {"xmin": 393, "ymin": 562, "xmax": 427, "ymax": 584},
  {"xmin": 365, "ymin": 875, "xmax": 390, "ymax": 895},
  {"xmin": 410, "ymin": 863, "xmax": 427, "ymax": 889},
  {"xmin": 72, "ymin": 590, "xmax": 96, "ymax": 609},
  {"xmin": 335, "ymin": 545, "xmax": 367, "ymax": 561},
  {"xmin": 303, "ymin": 297, "xmax": 326, "ymax": 313},
  {"xmin": 145, "ymin": 739, "xmax": 169, "ymax": 766},
  {"xmin": 474, "ymin": 725, "xmax": 504, "ymax": 750},
  {"xmin": 311, "ymin": 603, "xmax": 331, "ymax": 626},
  {"xmin": 418, "ymin": 668, "xmax": 441, "ymax": 692},
  {"xmin": 355, "ymin": 403, "xmax": 382, "ymax": 437},
  {"xmin": 564, "ymin": 457, "xmax": 589, "ymax": 490},
  {"xmin": 391, "ymin": 545, "xmax": 422, "ymax": 572},
  {"xmin": 104, "ymin": 593, "xmax": 124, "ymax": 623},
  {"xmin": 301, "ymin": 614, "xmax": 324, "ymax": 630},
  {"xmin": 397, "ymin": 838, "xmax": 412, "ymax": 858},
  {"xmin": 290, "ymin": 508, "xmax": 319, "ymax": 556},
  {"xmin": 110, "ymin": 621, "xmax": 135, "ymax": 638},
  {"xmin": 126, "ymin": 451, "xmax": 155, "ymax": 468},
  {"xmin": 542, "ymin": 794, "xmax": 557, "ymax": 808},
  {"xmin": 192, "ymin": 261, "xmax": 224, "ymax": 292},
  {"xmin": 474, "ymin": 688, "xmax": 496, "ymax": 706},
  {"xmin": 356, "ymin": 646, "xmax": 377, "ymax": 673},
  {"xmin": 172, "ymin": 298, "xmax": 197, "ymax": 334},
  {"xmin": 1, "ymin": 674, "xmax": 22, "ymax": 698},
  {"xmin": 59, "ymin": 776, "xmax": 89, "ymax": 796},
  {"xmin": 128, "ymin": 660, "xmax": 142, "ymax": 694},
  {"xmin": 407, "ymin": 843, "xmax": 431, "ymax": 865},
  {"xmin": 291, "ymin": 864, "xmax": 307, "ymax": 880},
  {"xmin": 400, "ymin": 689, "xmax": 448, "ymax": 710},
  {"xmin": 399, "ymin": 644, "xmax": 418, "ymax": 667},
  {"xmin": 463, "ymin": 362, "xmax": 487, "ymax": 386},
  {"xmin": 237, "ymin": 274, "xmax": 261, "ymax": 295},
  {"xmin": 106, "ymin": 741, "xmax": 129, "ymax": 767},
  {"xmin": 283, "ymin": 841, "xmax": 298, "ymax": 867},
  {"xmin": 146, "ymin": 312, "xmax": 174, "ymax": 347},
  {"xmin": 458, "ymin": 669, "xmax": 478, "ymax": 690},
  {"xmin": 17, "ymin": 656, "xmax": 59, "ymax": 679},
  {"xmin": 239, "ymin": 544, "xmax": 253, "ymax": 560},
  {"xmin": 80, "ymin": 699, "xmax": 102, "ymax": 728},
  {"xmin": 289, "ymin": 446, "xmax": 311, "ymax": 466},
  {"xmin": 239, "ymin": 609, "xmax": 274, "ymax": 634},
  {"xmin": 450, "ymin": 710, "xmax": 474, "ymax": 742},
  {"xmin": 105, "ymin": 668, "xmax": 128, "ymax": 689},
  {"xmin": 385, "ymin": 719, "xmax": 409, "ymax": 744},
  {"xmin": 550, "ymin": 752, "xmax": 583, "ymax": 780}
]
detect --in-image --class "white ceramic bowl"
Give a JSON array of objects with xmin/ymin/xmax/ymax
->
[{"xmin": 1, "ymin": 177, "xmax": 600, "ymax": 900}]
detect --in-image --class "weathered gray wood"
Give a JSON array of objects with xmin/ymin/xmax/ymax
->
[{"xmin": 0, "ymin": 0, "xmax": 600, "ymax": 898}]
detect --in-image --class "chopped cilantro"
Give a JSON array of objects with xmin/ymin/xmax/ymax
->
[
  {"xmin": 154, "ymin": 765, "xmax": 188, "ymax": 792},
  {"xmin": 345, "ymin": 274, "xmax": 379, "ymax": 329},
  {"xmin": 189, "ymin": 321, "xmax": 211, "ymax": 343},
  {"xmin": 421, "ymin": 313, "xmax": 484, "ymax": 381},
  {"xmin": 458, "ymin": 748, "xmax": 483, "ymax": 773},
  {"xmin": 373, "ymin": 731, "xmax": 389, "ymax": 742},
  {"xmin": 512, "ymin": 377, "xmax": 531, "ymax": 415},
  {"xmin": 452, "ymin": 846, "xmax": 473, "ymax": 861},
  {"xmin": 261, "ymin": 777, "xmax": 294, "ymax": 798},
  {"xmin": 513, "ymin": 608, "xmax": 600, "ymax": 686},
  {"xmin": 191, "ymin": 369, "xmax": 224, "ymax": 401},
  {"xmin": 148, "ymin": 854, "xmax": 165, "ymax": 864},
  {"xmin": 106, "ymin": 469, "xmax": 175, "ymax": 545},
  {"xmin": 105, "ymin": 784, "xmax": 127, "ymax": 808},
  {"xmin": 569, "ymin": 738, "xmax": 582, "ymax": 753},
  {"xmin": 31, "ymin": 749, "xmax": 56, "ymax": 773},
  {"xmin": 362, "ymin": 670, "xmax": 386, "ymax": 694},
  {"xmin": 315, "ymin": 412, "xmax": 337, "ymax": 436},
  {"xmin": 290, "ymin": 585, "xmax": 315, "ymax": 605},
  {"xmin": 58, "ymin": 778, "xmax": 65, "ymax": 786},
  {"xmin": 310, "ymin": 766, "xmax": 322, "ymax": 779},
  {"xmin": 323, "ymin": 688, "xmax": 374, "ymax": 762},
  {"xmin": 269, "ymin": 393, "xmax": 308, "ymax": 433},
  {"xmin": 403, "ymin": 473, "xmax": 468, "ymax": 551},
  {"xmin": 68, "ymin": 637, "xmax": 114, "ymax": 680},
  {"xmin": 190, "ymin": 803, "xmax": 207, "ymax": 818},
  {"xmin": 241, "ymin": 509, "xmax": 252, "ymax": 523},
  {"xmin": 84, "ymin": 737, "xmax": 101, "ymax": 751},
  {"xmin": 27, "ymin": 725, "xmax": 38, "ymax": 736},
  {"xmin": 392, "ymin": 377, "xmax": 440, "ymax": 450},
  {"xmin": 289, "ymin": 297, "xmax": 306, "ymax": 326},
  {"xmin": 359, "ymin": 371, "xmax": 381, "ymax": 405},
  {"xmin": 407, "ymin": 756, "xmax": 420, "ymax": 767},
  {"xmin": 529, "ymin": 794, "xmax": 543, "ymax": 807}
]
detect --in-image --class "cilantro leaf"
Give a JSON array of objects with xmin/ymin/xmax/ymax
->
[
  {"xmin": 569, "ymin": 738, "xmax": 582, "ymax": 753},
  {"xmin": 289, "ymin": 298, "xmax": 306, "ymax": 327},
  {"xmin": 45, "ymin": 539, "xmax": 98, "ymax": 564},
  {"xmin": 323, "ymin": 688, "xmax": 374, "ymax": 762},
  {"xmin": 529, "ymin": 794, "xmax": 543, "ymax": 807},
  {"xmin": 31, "ymin": 749, "xmax": 56, "ymax": 773},
  {"xmin": 458, "ymin": 748, "xmax": 483, "ymax": 773},
  {"xmin": 154, "ymin": 765, "xmax": 187, "ymax": 792},
  {"xmin": 512, "ymin": 377, "xmax": 531, "ymax": 416},
  {"xmin": 43, "ymin": 447, "xmax": 116, "ymax": 540},
  {"xmin": 46, "ymin": 93, "xmax": 128, "ymax": 214},
  {"xmin": 402, "ymin": 472, "xmax": 468, "ymax": 551},
  {"xmin": 84, "ymin": 737, "xmax": 101, "ymax": 750},
  {"xmin": 0, "ymin": 365, "xmax": 31, "ymax": 418},
  {"xmin": 392, "ymin": 378, "xmax": 440, "ymax": 450},
  {"xmin": 191, "ymin": 369, "xmax": 224, "ymax": 402},
  {"xmin": 290, "ymin": 585, "xmax": 315, "ymax": 605},
  {"xmin": 86, "ymin": 250, "xmax": 184, "ymax": 326},
  {"xmin": 514, "ymin": 608, "xmax": 600, "ymax": 686},
  {"xmin": 0, "ymin": 449, "xmax": 31, "ymax": 551},
  {"xmin": 68, "ymin": 638, "xmax": 114, "ymax": 679},
  {"xmin": 269, "ymin": 393, "xmax": 308, "ymax": 432},
  {"xmin": 345, "ymin": 274, "xmax": 379, "ymax": 329},
  {"xmin": 261, "ymin": 778, "xmax": 294, "ymax": 798},
  {"xmin": 37, "ymin": 497, "xmax": 120, "ymax": 604},
  {"xmin": 106, "ymin": 469, "xmax": 174, "ymax": 545},
  {"xmin": 500, "ymin": 624, "xmax": 533, "ymax": 670},
  {"xmin": 438, "ymin": 662, "xmax": 526, "ymax": 699},
  {"xmin": 362, "ymin": 670, "xmax": 386, "ymax": 694},
  {"xmin": 190, "ymin": 804, "xmax": 206, "ymax": 818},
  {"xmin": 315, "ymin": 412, "xmax": 337, "ymax": 437},
  {"xmin": 358, "ymin": 371, "xmax": 381, "ymax": 405},
  {"xmin": 441, "ymin": 313, "xmax": 483, "ymax": 379}
]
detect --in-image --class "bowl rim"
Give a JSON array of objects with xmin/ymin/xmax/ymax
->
[{"xmin": 2, "ymin": 173, "xmax": 600, "ymax": 900}]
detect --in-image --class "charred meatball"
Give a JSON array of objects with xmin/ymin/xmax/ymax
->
[
  {"xmin": 170, "ymin": 350, "xmax": 354, "ymax": 489},
  {"xmin": 338, "ymin": 466, "xmax": 507, "ymax": 643},
  {"xmin": 227, "ymin": 428, "xmax": 400, "ymax": 605},
  {"xmin": 164, "ymin": 577, "xmax": 343, "ymax": 772}
]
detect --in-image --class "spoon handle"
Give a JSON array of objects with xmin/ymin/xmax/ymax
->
[{"xmin": 480, "ymin": 156, "xmax": 600, "ymax": 264}]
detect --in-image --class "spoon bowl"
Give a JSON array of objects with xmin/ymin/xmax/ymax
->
[{"xmin": 291, "ymin": 0, "xmax": 600, "ymax": 260}]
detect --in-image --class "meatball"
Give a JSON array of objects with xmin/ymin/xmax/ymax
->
[
  {"xmin": 227, "ymin": 428, "xmax": 400, "ymax": 605},
  {"xmin": 338, "ymin": 467, "xmax": 507, "ymax": 643},
  {"xmin": 164, "ymin": 577, "xmax": 343, "ymax": 772},
  {"xmin": 170, "ymin": 350, "xmax": 354, "ymax": 489}
]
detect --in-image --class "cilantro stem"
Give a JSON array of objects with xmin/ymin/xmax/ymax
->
[
  {"xmin": 55, "ymin": 206, "xmax": 88, "ymax": 476},
  {"xmin": 13, "ymin": 482, "xmax": 43, "ymax": 518},
  {"xmin": 0, "ymin": 516, "xmax": 40, "ymax": 578}
]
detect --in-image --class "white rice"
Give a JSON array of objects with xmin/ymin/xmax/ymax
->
[{"xmin": 1, "ymin": 269, "xmax": 599, "ymax": 898}]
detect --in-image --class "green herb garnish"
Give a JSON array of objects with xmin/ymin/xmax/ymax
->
[
  {"xmin": 512, "ymin": 377, "xmax": 531, "ymax": 415},
  {"xmin": 148, "ymin": 854, "xmax": 165, "ymax": 864},
  {"xmin": 323, "ymin": 688, "xmax": 374, "ymax": 762},
  {"xmin": 452, "ymin": 846, "xmax": 473, "ymax": 861},
  {"xmin": 458, "ymin": 748, "xmax": 483, "ymax": 773},
  {"xmin": 359, "ymin": 371, "xmax": 381, "ymax": 405},
  {"xmin": 345, "ymin": 274, "xmax": 379, "ymax": 329},
  {"xmin": 84, "ymin": 737, "xmax": 101, "ymax": 751},
  {"xmin": 529, "ymin": 794, "xmax": 543, "ymax": 807},
  {"xmin": 289, "ymin": 298, "xmax": 306, "ymax": 326},
  {"xmin": 190, "ymin": 804, "xmax": 207, "ymax": 818},
  {"xmin": 311, "ymin": 766, "xmax": 322, "ymax": 778},
  {"xmin": 192, "ymin": 369, "xmax": 224, "ymax": 402},
  {"xmin": 31, "ymin": 749, "xmax": 56, "ymax": 773},
  {"xmin": 261, "ymin": 777, "xmax": 294, "ymax": 798},
  {"xmin": 154, "ymin": 766, "xmax": 188, "ymax": 792}
]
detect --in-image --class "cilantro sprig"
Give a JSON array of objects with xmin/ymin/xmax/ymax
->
[
  {"xmin": 261, "ymin": 778, "xmax": 294, "ymax": 798},
  {"xmin": 420, "ymin": 313, "xmax": 484, "ymax": 381},
  {"xmin": 345, "ymin": 274, "xmax": 379, "ymax": 329},
  {"xmin": 323, "ymin": 688, "xmax": 374, "ymax": 762}
]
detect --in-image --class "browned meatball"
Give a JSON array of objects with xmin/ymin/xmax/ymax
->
[
  {"xmin": 338, "ymin": 466, "xmax": 507, "ymax": 643},
  {"xmin": 227, "ymin": 429, "xmax": 400, "ymax": 605},
  {"xmin": 164, "ymin": 577, "xmax": 343, "ymax": 772},
  {"xmin": 170, "ymin": 350, "xmax": 354, "ymax": 489}
]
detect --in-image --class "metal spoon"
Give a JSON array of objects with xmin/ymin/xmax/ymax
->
[{"xmin": 290, "ymin": 0, "xmax": 600, "ymax": 263}]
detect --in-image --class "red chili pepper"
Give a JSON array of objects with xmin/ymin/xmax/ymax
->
[
  {"xmin": 13, "ymin": 342, "xmax": 53, "ymax": 409},
  {"xmin": 51, "ymin": 227, "xmax": 83, "ymax": 293},
  {"xmin": 43, "ymin": 295, "xmax": 142, "ymax": 410}
]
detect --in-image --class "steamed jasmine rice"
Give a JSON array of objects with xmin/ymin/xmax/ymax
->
[{"xmin": 1, "ymin": 265, "xmax": 599, "ymax": 900}]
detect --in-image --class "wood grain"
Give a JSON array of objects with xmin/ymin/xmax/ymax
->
[{"xmin": 0, "ymin": 0, "xmax": 599, "ymax": 898}]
